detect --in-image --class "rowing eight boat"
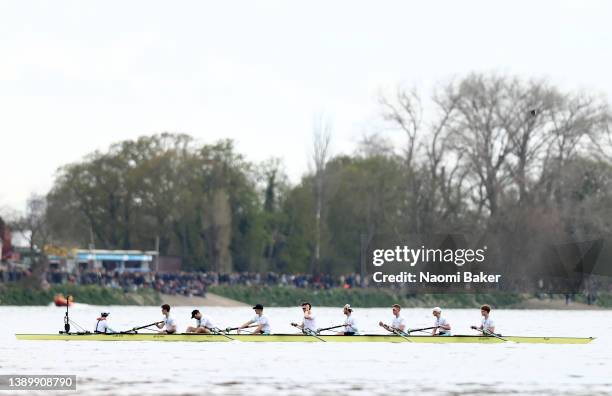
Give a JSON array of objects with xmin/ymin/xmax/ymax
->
[{"xmin": 15, "ymin": 333, "xmax": 594, "ymax": 344}]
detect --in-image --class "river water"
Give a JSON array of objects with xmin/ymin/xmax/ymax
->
[{"xmin": 1, "ymin": 305, "xmax": 611, "ymax": 395}]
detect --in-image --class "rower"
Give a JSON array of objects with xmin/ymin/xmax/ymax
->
[
  {"xmin": 238, "ymin": 304, "xmax": 271, "ymax": 335},
  {"xmin": 471, "ymin": 304, "xmax": 495, "ymax": 334},
  {"xmin": 431, "ymin": 307, "xmax": 451, "ymax": 336},
  {"xmin": 94, "ymin": 312, "xmax": 116, "ymax": 334},
  {"xmin": 379, "ymin": 304, "xmax": 407, "ymax": 334},
  {"xmin": 291, "ymin": 302, "xmax": 317, "ymax": 334},
  {"xmin": 155, "ymin": 304, "xmax": 177, "ymax": 334},
  {"xmin": 186, "ymin": 309, "xmax": 217, "ymax": 334},
  {"xmin": 342, "ymin": 304, "xmax": 359, "ymax": 335}
]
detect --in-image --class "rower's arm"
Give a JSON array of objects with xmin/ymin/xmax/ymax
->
[
  {"xmin": 439, "ymin": 323, "xmax": 451, "ymax": 330},
  {"xmin": 156, "ymin": 322, "xmax": 164, "ymax": 329},
  {"xmin": 238, "ymin": 320, "xmax": 253, "ymax": 329},
  {"xmin": 488, "ymin": 326, "xmax": 495, "ymax": 333}
]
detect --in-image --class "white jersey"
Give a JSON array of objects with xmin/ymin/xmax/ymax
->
[
  {"xmin": 392, "ymin": 316, "xmax": 407, "ymax": 331},
  {"xmin": 196, "ymin": 315, "xmax": 216, "ymax": 329},
  {"xmin": 94, "ymin": 319, "xmax": 113, "ymax": 333},
  {"xmin": 435, "ymin": 316, "xmax": 450, "ymax": 334},
  {"xmin": 251, "ymin": 314, "xmax": 271, "ymax": 333},
  {"xmin": 482, "ymin": 317, "xmax": 495, "ymax": 332},
  {"xmin": 164, "ymin": 316, "xmax": 177, "ymax": 332},
  {"xmin": 303, "ymin": 314, "xmax": 317, "ymax": 332},
  {"xmin": 344, "ymin": 314, "xmax": 358, "ymax": 333}
]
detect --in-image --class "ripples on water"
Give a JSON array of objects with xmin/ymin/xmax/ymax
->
[{"xmin": 1, "ymin": 306, "xmax": 611, "ymax": 395}]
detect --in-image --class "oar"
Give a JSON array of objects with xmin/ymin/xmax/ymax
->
[
  {"xmin": 316, "ymin": 325, "xmax": 344, "ymax": 334},
  {"xmin": 406, "ymin": 326, "xmax": 437, "ymax": 334},
  {"xmin": 379, "ymin": 323, "xmax": 412, "ymax": 342},
  {"xmin": 474, "ymin": 327, "xmax": 512, "ymax": 343},
  {"xmin": 291, "ymin": 323, "xmax": 326, "ymax": 342},
  {"xmin": 224, "ymin": 324, "xmax": 258, "ymax": 333},
  {"xmin": 121, "ymin": 321, "xmax": 164, "ymax": 334},
  {"xmin": 208, "ymin": 327, "xmax": 236, "ymax": 341},
  {"xmin": 391, "ymin": 328, "xmax": 413, "ymax": 342}
]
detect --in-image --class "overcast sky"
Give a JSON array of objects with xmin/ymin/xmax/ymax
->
[{"xmin": 2, "ymin": 0, "xmax": 611, "ymax": 213}]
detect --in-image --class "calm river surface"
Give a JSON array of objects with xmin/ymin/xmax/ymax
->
[{"xmin": 1, "ymin": 305, "xmax": 611, "ymax": 395}]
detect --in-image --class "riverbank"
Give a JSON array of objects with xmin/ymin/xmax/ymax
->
[
  {"xmin": 0, "ymin": 284, "xmax": 244, "ymax": 307},
  {"xmin": 0, "ymin": 284, "xmax": 161, "ymax": 306},
  {"xmin": 209, "ymin": 285, "xmax": 612, "ymax": 309},
  {"xmin": 1, "ymin": 283, "xmax": 610, "ymax": 308}
]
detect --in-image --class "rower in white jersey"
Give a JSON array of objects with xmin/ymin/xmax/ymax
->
[
  {"xmin": 342, "ymin": 304, "xmax": 359, "ymax": 335},
  {"xmin": 155, "ymin": 304, "xmax": 177, "ymax": 334},
  {"xmin": 291, "ymin": 302, "xmax": 317, "ymax": 334},
  {"xmin": 379, "ymin": 304, "xmax": 407, "ymax": 334},
  {"xmin": 186, "ymin": 309, "xmax": 218, "ymax": 334},
  {"xmin": 471, "ymin": 304, "xmax": 496, "ymax": 335},
  {"xmin": 238, "ymin": 304, "xmax": 271, "ymax": 334},
  {"xmin": 431, "ymin": 307, "xmax": 452, "ymax": 336},
  {"xmin": 94, "ymin": 312, "xmax": 116, "ymax": 334}
]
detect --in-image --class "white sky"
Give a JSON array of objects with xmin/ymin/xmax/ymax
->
[{"xmin": 1, "ymin": 0, "xmax": 612, "ymax": 213}]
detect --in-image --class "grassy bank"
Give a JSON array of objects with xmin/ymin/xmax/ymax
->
[
  {"xmin": 3, "ymin": 283, "xmax": 610, "ymax": 308},
  {"xmin": 209, "ymin": 285, "xmax": 612, "ymax": 308},
  {"xmin": 208, "ymin": 285, "xmax": 527, "ymax": 308},
  {"xmin": 0, "ymin": 284, "xmax": 161, "ymax": 306}
]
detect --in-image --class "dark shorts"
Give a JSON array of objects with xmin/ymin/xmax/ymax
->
[{"xmin": 344, "ymin": 332, "xmax": 356, "ymax": 336}]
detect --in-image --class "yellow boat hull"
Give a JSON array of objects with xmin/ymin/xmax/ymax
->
[{"xmin": 14, "ymin": 333, "xmax": 594, "ymax": 344}]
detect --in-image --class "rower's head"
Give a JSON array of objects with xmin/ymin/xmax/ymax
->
[
  {"xmin": 100, "ymin": 312, "xmax": 110, "ymax": 320},
  {"xmin": 301, "ymin": 302, "xmax": 312, "ymax": 311},
  {"xmin": 343, "ymin": 304, "xmax": 353, "ymax": 315},
  {"xmin": 432, "ymin": 307, "xmax": 442, "ymax": 318},
  {"xmin": 161, "ymin": 304, "xmax": 171, "ymax": 316},
  {"xmin": 253, "ymin": 303, "xmax": 264, "ymax": 315},
  {"xmin": 191, "ymin": 309, "xmax": 202, "ymax": 320},
  {"xmin": 480, "ymin": 304, "xmax": 491, "ymax": 317},
  {"xmin": 392, "ymin": 304, "xmax": 401, "ymax": 317}
]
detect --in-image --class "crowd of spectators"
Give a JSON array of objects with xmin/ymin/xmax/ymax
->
[
  {"xmin": 2, "ymin": 263, "xmax": 611, "ymax": 306},
  {"xmin": 0, "ymin": 264, "xmax": 32, "ymax": 282},
  {"xmin": 36, "ymin": 268, "xmax": 365, "ymax": 297}
]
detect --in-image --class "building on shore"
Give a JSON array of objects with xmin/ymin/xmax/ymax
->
[{"xmin": 47, "ymin": 248, "xmax": 181, "ymax": 274}]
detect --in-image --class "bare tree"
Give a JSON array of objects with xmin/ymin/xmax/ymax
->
[
  {"xmin": 380, "ymin": 87, "xmax": 422, "ymax": 167},
  {"xmin": 539, "ymin": 92, "xmax": 610, "ymax": 205},
  {"xmin": 310, "ymin": 114, "xmax": 332, "ymax": 274},
  {"xmin": 380, "ymin": 85, "xmax": 465, "ymax": 234},
  {"xmin": 499, "ymin": 78, "xmax": 558, "ymax": 205},
  {"xmin": 446, "ymin": 74, "xmax": 517, "ymax": 216},
  {"xmin": 12, "ymin": 194, "xmax": 51, "ymax": 286}
]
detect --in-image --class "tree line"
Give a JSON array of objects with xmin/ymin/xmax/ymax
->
[{"xmin": 22, "ymin": 73, "xmax": 612, "ymax": 279}]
